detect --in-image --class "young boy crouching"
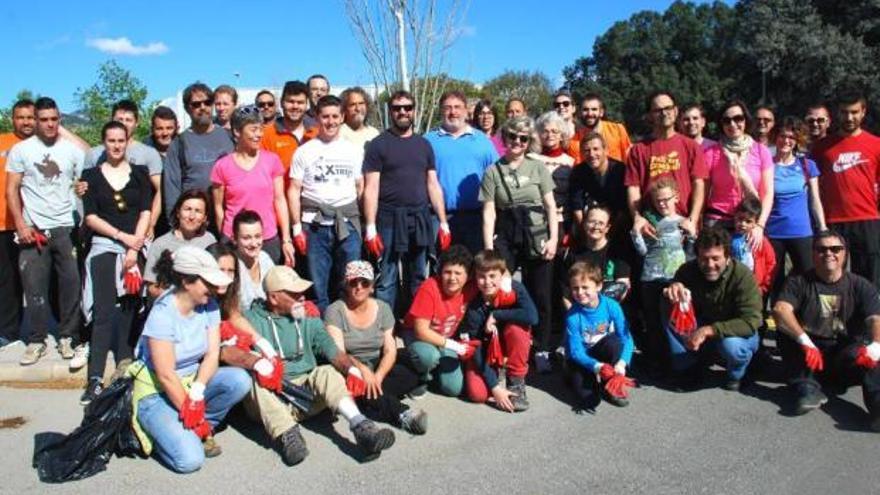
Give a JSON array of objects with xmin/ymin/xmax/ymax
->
[{"xmin": 565, "ymin": 261, "xmax": 636, "ymax": 413}]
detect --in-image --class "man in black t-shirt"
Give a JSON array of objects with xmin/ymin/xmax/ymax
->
[{"xmin": 773, "ymin": 231, "xmax": 880, "ymax": 427}]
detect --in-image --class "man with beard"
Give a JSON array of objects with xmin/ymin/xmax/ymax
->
[
  {"xmin": 163, "ymin": 83, "xmax": 234, "ymax": 221},
  {"xmin": 362, "ymin": 90, "xmax": 448, "ymax": 311},
  {"xmin": 425, "ymin": 90, "xmax": 498, "ymax": 254},
  {"xmin": 339, "ymin": 86, "xmax": 379, "ymax": 152},
  {"xmin": 805, "ymin": 103, "xmax": 832, "ymax": 151},
  {"xmin": 678, "ymin": 104, "xmax": 715, "ymax": 150},
  {"xmin": 812, "ymin": 91, "xmax": 880, "ymax": 289},
  {"xmin": 261, "ymin": 80, "xmax": 318, "ymax": 184},
  {"xmin": 145, "ymin": 106, "xmax": 178, "ymax": 158},
  {"xmin": 255, "ymin": 90, "xmax": 278, "ymax": 125},
  {"xmin": 571, "ymin": 93, "xmax": 632, "ymax": 163},
  {"xmin": 663, "ymin": 227, "xmax": 763, "ymax": 391}
]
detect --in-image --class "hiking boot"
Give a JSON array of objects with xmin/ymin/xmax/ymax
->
[
  {"xmin": 603, "ymin": 391, "xmax": 630, "ymax": 408},
  {"xmin": 19, "ymin": 343, "xmax": 46, "ymax": 366},
  {"xmin": 79, "ymin": 377, "xmax": 104, "ymax": 406},
  {"xmin": 407, "ymin": 383, "xmax": 428, "ymax": 400},
  {"xmin": 69, "ymin": 343, "xmax": 89, "ymax": 371},
  {"xmin": 57, "ymin": 337, "xmax": 75, "ymax": 359},
  {"xmin": 795, "ymin": 387, "xmax": 828, "ymax": 416},
  {"xmin": 508, "ymin": 377, "xmax": 530, "ymax": 412},
  {"xmin": 352, "ymin": 419, "xmax": 395, "ymax": 456},
  {"xmin": 534, "ymin": 351, "xmax": 552, "ymax": 374},
  {"xmin": 109, "ymin": 358, "xmax": 133, "ymax": 383},
  {"xmin": 277, "ymin": 425, "xmax": 309, "ymax": 466},
  {"xmin": 203, "ymin": 435, "xmax": 222, "ymax": 458},
  {"xmin": 398, "ymin": 408, "xmax": 428, "ymax": 435}
]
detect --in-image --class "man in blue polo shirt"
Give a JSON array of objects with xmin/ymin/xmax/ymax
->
[{"xmin": 425, "ymin": 91, "xmax": 499, "ymax": 255}]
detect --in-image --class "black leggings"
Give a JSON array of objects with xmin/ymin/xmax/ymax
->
[
  {"xmin": 769, "ymin": 236, "xmax": 813, "ymax": 302},
  {"xmin": 356, "ymin": 361, "xmax": 421, "ymax": 426},
  {"xmin": 87, "ymin": 253, "xmax": 141, "ymax": 380},
  {"xmin": 567, "ymin": 334, "xmax": 623, "ymax": 410}
]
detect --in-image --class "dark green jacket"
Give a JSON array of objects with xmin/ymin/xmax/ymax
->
[
  {"xmin": 244, "ymin": 303, "xmax": 339, "ymax": 379},
  {"xmin": 674, "ymin": 259, "xmax": 762, "ymax": 338}
]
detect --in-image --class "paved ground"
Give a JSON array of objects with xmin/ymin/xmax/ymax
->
[{"xmin": 2, "ymin": 359, "xmax": 879, "ymax": 495}]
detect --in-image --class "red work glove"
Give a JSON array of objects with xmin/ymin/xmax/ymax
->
[
  {"xmin": 123, "ymin": 266, "xmax": 143, "ymax": 295},
  {"xmin": 437, "ymin": 222, "xmax": 452, "ymax": 252},
  {"xmin": 346, "ymin": 366, "xmax": 366, "ymax": 398},
  {"xmin": 364, "ymin": 225, "xmax": 384, "ymax": 260},
  {"xmin": 669, "ymin": 300, "xmax": 697, "ymax": 337},
  {"xmin": 180, "ymin": 382, "xmax": 206, "ymax": 430},
  {"xmin": 303, "ymin": 300, "xmax": 321, "ymax": 318},
  {"xmin": 855, "ymin": 343, "xmax": 880, "ymax": 369},
  {"xmin": 797, "ymin": 334, "xmax": 824, "ymax": 372},
  {"xmin": 561, "ymin": 233, "xmax": 571, "ymax": 248},
  {"xmin": 255, "ymin": 356, "xmax": 284, "ymax": 393},
  {"xmin": 597, "ymin": 363, "xmax": 616, "ymax": 381},
  {"xmin": 292, "ymin": 224, "xmax": 308, "ymax": 255},
  {"xmin": 460, "ymin": 339, "xmax": 481, "ymax": 361},
  {"xmin": 219, "ymin": 321, "xmax": 254, "ymax": 351},
  {"xmin": 492, "ymin": 275, "xmax": 517, "ymax": 308},
  {"xmin": 191, "ymin": 420, "xmax": 213, "ymax": 440},
  {"xmin": 487, "ymin": 332, "xmax": 504, "ymax": 368},
  {"xmin": 33, "ymin": 231, "xmax": 49, "ymax": 252},
  {"xmin": 605, "ymin": 374, "xmax": 637, "ymax": 399}
]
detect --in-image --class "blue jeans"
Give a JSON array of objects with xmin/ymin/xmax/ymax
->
[
  {"xmin": 666, "ymin": 326, "xmax": 759, "ymax": 380},
  {"xmin": 306, "ymin": 222, "xmax": 362, "ymax": 312},
  {"xmin": 137, "ymin": 367, "xmax": 251, "ymax": 473},
  {"xmin": 374, "ymin": 220, "xmax": 428, "ymax": 312}
]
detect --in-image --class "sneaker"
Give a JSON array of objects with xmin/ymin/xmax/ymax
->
[
  {"xmin": 407, "ymin": 383, "xmax": 428, "ymax": 400},
  {"xmin": 109, "ymin": 358, "xmax": 133, "ymax": 383},
  {"xmin": 19, "ymin": 343, "xmax": 47, "ymax": 366},
  {"xmin": 398, "ymin": 408, "xmax": 428, "ymax": 435},
  {"xmin": 69, "ymin": 344, "xmax": 89, "ymax": 371},
  {"xmin": 277, "ymin": 425, "xmax": 309, "ymax": 466},
  {"xmin": 722, "ymin": 379, "xmax": 741, "ymax": 392},
  {"xmin": 795, "ymin": 387, "xmax": 828, "ymax": 416},
  {"xmin": 351, "ymin": 419, "xmax": 395, "ymax": 456},
  {"xmin": 507, "ymin": 377, "xmax": 530, "ymax": 412},
  {"xmin": 202, "ymin": 435, "xmax": 222, "ymax": 458},
  {"xmin": 57, "ymin": 337, "xmax": 75, "ymax": 360},
  {"xmin": 79, "ymin": 377, "xmax": 103, "ymax": 406},
  {"xmin": 534, "ymin": 351, "xmax": 552, "ymax": 374},
  {"xmin": 0, "ymin": 338, "xmax": 23, "ymax": 352},
  {"xmin": 603, "ymin": 391, "xmax": 630, "ymax": 408}
]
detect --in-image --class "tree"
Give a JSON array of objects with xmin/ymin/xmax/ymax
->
[
  {"xmin": 73, "ymin": 60, "xmax": 151, "ymax": 145},
  {"xmin": 481, "ymin": 70, "xmax": 553, "ymax": 117},
  {"xmin": 343, "ymin": 0, "xmax": 469, "ymax": 132}
]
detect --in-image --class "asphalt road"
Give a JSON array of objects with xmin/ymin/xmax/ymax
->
[{"xmin": 2, "ymin": 369, "xmax": 878, "ymax": 495}]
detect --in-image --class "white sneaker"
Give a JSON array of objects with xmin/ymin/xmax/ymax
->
[
  {"xmin": 57, "ymin": 337, "xmax": 75, "ymax": 359},
  {"xmin": 0, "ymin": 339, "xmax": 23, "ymax": 352},
  {"xmin": 69, "ymin": 343, "xmax": 89, "ymax": 371},
  {"xmin": 534, "ymin": 351, "xmax": 552, "ymax": 374}
]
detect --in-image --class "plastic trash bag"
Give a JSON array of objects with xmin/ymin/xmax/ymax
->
[{"xmin": 33, "ymin": 377, "xmax": 141, "ymax": 483}]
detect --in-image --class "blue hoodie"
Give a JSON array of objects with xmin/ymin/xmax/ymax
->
[{"xmin": 565, "ymin": 295, "xmax": 634, "ymax": 372}]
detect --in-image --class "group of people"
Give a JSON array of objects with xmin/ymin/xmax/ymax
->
[{"xmin": 2, "ymin": 75, "xmax": 880, "ymax": 474}]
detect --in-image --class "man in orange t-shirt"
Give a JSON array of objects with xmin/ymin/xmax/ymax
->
[
  {"xmin": 0, "ymin": 99, "xmax": 34, "ymax": 347},
  {"xmin": 261, "ymin": 80, "xmax": 318, "ymax": 183},
  {"xmin": 569, "ymin": 93, "xmax": 632, "ymax": 164}
]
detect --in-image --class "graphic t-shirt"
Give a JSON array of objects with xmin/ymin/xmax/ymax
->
[
  {"xmin": 404, "ymin": 277, "xmax": 476, "ymax": 338},
  {"xmin": 812, "ymin": 131, "xmax": 880, "ymax": 223},
  {"xmin": 624, "ymin": 133, "xmax": 708, "ymax": 216},
  {"xmin": 768, "ymin": 158, "xmax": 820, "ymax": 239},
  {"xmin": 290, "ymin": 137, "xmax": 362, "ymax": 223},
  {"xmin": 778, "ymin": 270, "xmax": 880, "ymax": 339},
  {"xmin": 363, "ymin": 131, "xmax": 435, "ymax": 208},
  {"xmin": 210, "ymin": 151, "xmax": 285, "ymax": 239},
  {"xmin": 6, "ymin": 136, "xmax": 84, "ymax": 229}
]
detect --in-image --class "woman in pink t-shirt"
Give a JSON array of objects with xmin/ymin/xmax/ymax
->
[
  {"xmin": 703, "ymin": 100, "xmax": 774, "ymax": 248},
  {"xmin": 211, "ymin": 106, "xmax": 293, "ymax": 265}
]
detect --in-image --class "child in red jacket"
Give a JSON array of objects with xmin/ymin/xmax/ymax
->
[{"xmin": 731, "ymin": 197, "xmax": 777, "ymax": 296}]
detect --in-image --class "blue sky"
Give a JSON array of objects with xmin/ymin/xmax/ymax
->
[{"xmin": 1, "ymin": 0, "xmax": 716, "ymax": 111}]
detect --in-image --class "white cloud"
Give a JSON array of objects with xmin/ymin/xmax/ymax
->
[{"xmin": 86, "ymin": 37, "xmax": 168, "ymax": 56}]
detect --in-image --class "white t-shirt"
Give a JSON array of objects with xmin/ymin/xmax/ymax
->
[
  {"xmin": 290, "ymin": 136, "xmax": 362, "ymax": 224},
  {"xmin": 237, "ymin": 250, "xmax": 275, "ymax": 312},
  {"xmin": 340, "ymin": 124, "xmax": 380, "ymax": 156},
  {"xmin": 7, "ymin": 136, "xmax": 84, "ymax": 229}
]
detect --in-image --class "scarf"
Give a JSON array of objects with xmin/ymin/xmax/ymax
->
[
  {"xmin": 720, "ymin": 134, "xmax": 758, "ymax": 199},
  {"xmin": 542, "ymin": 146, "xmax": 565, "ymax": 158}
]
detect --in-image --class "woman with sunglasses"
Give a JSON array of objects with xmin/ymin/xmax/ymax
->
[
  {"xmin": 480, "ymin": 115, "xmax": 559, "ymax": 374},
  {"xmin": 324, "ymin": 260, "xmax": 427, "ymax": 434},
  {"xmin": 703, "ymin": 100, "xmax": 774, "ymax": 248},
  {"xmin": 132, "ymin": 246, "xmax": 251, "ymax": 472},
  {"xmin": 766, "ymin": 117, "xmax": 827, "ymax": 300},
  {"xmin": 211, "ymin": 105, "xmax": 293, "ymax": 265},
  {"xmin": 79, "ymin": 121, "xmax": 153, "ymax": 405},
  {"xmin": 471, "ymin": 99, "xmax": 505, "ymax": 156}
]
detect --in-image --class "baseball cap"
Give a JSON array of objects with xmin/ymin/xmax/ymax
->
[
  {"xmin": 172, "ymin": 246, "xmax": 233, "ymax": 287},
  {"xmin": 264, "ymin": 265, "xmax": 313, "ymax": 294},
  {"xmin": 344, "ymin": 260, "xmax": 374, "ymax": 282}
]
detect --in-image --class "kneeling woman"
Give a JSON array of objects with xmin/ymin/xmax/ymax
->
[
  {"xmin": 324, "ymin": 261, "xmax": 427, "ymax": 434},
  {"xmin": 131, "ymin": 246, "xmax": 252, "ymax": 473}
]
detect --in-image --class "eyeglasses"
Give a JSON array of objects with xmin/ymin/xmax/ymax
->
[
  {"xmin": 806, "ymin": 117, "xmax": 828, "ymax": 125},
  {"xmin": 113, "ymin": 190, "xmax": 129, "ymax": 213},
  {"xmin": 654, "ymin": 195, "xmax": 677, "ymax": 204},
  {"xmin": 554, "ymin": 100, "xmax": 572, "ymax": 108},
  {"xmin": 390, "ymin": 104, "xmax": 414, "ymax": 113},
  {"xmin": 721, "ymin": 114, "xmax": 746, "ymax": 125},
  {"xmin": 347, "ymin": 278, "xmax": 373, "ymax": 288},
  {"xmin": 814, "ymin": 245, "xmax": 845, "ymax": 254},
  {"xmin": 652, "ymin": 105, "xmax": 676, "ymax": 115},
  {"xmin": 256, "ymin": 101, "xmax": 275, "ymax": 109},
  {"xmin": 189, "ymin": 99, "xmax": 213, "ymax": 109},
  {"xmin": 235, "ymin": 105, "xmax": 261, "ymax": 118},
  {"xmin": 505, "ymin": 132, "xmax": 530, "ymax": 144}
]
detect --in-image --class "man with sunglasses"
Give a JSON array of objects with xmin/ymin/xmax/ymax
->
[
  {"xmin": 804, "ymin": 103, "xmax": 832, "ymax": 151},
  {"xmin": 773, "ymin": 231, "xmax": 880, "ymax": 428},
  {"xmin": 261, "ymin": 81, "xmax": 319, "ymax": 186},
  {"xmin": 625, "ymin": 90, "xmax": 707, "ymax": 240},
  {"xmin": 363, "ymin": 90, "xmax": 448, "ymax": 311},
  {"xmin": 163, "ymin": 83, "xmax": 234, "ymax": 223},
  {"xmin": 255, "ymin": 90, "xmax": 277, "ymax": 125},
  {"xmin": 426, "ymin": 90, "xmax": 498, "ymax": 255},
  {"xmin": 812, "ymin": 91, "xmax": 880, "ymax": 289},
  {"xmin": 570, "ymin": 93, "xmax": 632, "ymax": 163}
]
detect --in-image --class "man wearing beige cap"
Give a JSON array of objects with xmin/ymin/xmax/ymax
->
[{"xmin": 241, "ymin": 265, "xmax": 395, "ymax": 465}]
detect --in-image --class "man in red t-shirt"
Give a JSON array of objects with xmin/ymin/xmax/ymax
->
[
  {"xmin": 625, "ymin": 91, "xmax": 708, "ymax": 239},
  {"xmin": 813, "ymin": 91, "xmax": 880, "ymax": 288},
  {"xmin": 404, "ymin": 245, "xmax": 476, "ymax": 397}
]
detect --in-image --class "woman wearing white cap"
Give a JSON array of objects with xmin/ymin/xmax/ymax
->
[
  {"xmin": 324, "ymin": 260, "xmax": 428, "ymax": 434},
  {"xmin": 130, "ymin": 245, "xmax": 252, "ymax": 473}
]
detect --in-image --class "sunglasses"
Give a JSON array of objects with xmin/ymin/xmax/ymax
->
[
  {"xmin": 113, "ymin": 190, "xmax": 129, "ymax": 213},
  {"xmin": 189, "ymin": 99, "xmax": 213, "ymax": 109},
  {"xmin": 721, "ymin": 114, "xmax": 746, "ymax": 125},
  {"xmin": 814, "ymin": 245, "xmax": 845, "ymax": 254},
  {"xmin": 554, "ymin": 100, "xmax": 572, "ymax": 108},
  {"xmin": 806, "ymin": 117, "xmax": 828, "ymax": 125},
  {"xmin": 256, "ymin": 101, "xmax": 275, "ymax": 108},
  {"xmin": 390, "ymin": 104, "xmax": 414, "ymax": 112},
  {"xmin": 505, "ymin": 132, "xmax": 530, "ymax": 144},
  {"xmin": 347, "ymin": 278, "xmax": 373, "ymax": 288}
]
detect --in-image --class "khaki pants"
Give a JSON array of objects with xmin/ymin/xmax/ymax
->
[{"xmin": 243, "ymin": 364, "xmax": 349, "ymax": 440}]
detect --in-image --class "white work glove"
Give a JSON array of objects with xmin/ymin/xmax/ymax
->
[
  {"xmin": 444, "ymin": 338, "xmax": 466, "ymax": 356},
  {"xmin": 188, "ymin": 381, "xmax": 206, "ymax": 401},
  {"xmin": 254, "ymin": 358, "xmax": 274, "ymax": 377},
  {"xmin": 365, "ymin": 224, "xmax": 378, "ymax": 240},
  {"xmin": 614, "ymin": 359, "xmax": 627, "ymax": 376},
  {"xmin": 255, "ymin": 338, "xmax": 278, "ymax": 359}
]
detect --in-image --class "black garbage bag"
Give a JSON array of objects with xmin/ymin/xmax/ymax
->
[{"xmin": 33, "ymin": 377, "xmax": 142, "ymax": 483}]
